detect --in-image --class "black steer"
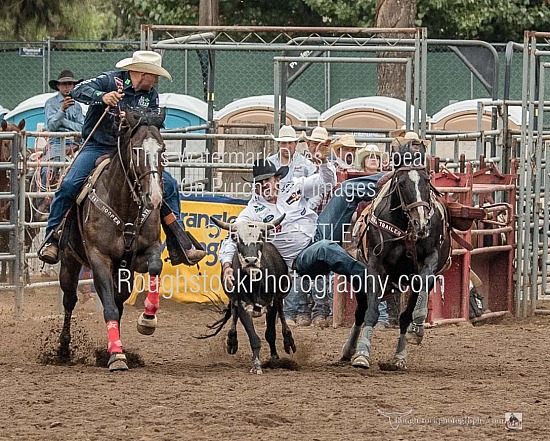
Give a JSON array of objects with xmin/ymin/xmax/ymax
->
[{"xmin": 207, "ymin": 215, "xmax": 296, "ymax": 374}]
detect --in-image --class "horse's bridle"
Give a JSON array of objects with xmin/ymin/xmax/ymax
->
[
  {"xmin": 118, "ymin": 119, "xmax": 164, "ymax": 207},
  {"xmin": 367, "ymin": 166, "xmax": 439, "ymax": 270},
  {"xmin": 392, "ymin": 166, "xmax": 436, "ymax": 240}
]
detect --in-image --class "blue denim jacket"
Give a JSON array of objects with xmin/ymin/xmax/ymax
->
[{"xmin": 71, "ymin": 70, "xmax": 159, "ymax": 148}]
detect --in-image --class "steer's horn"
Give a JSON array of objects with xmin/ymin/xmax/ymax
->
[
  {"xmin": 266, "ymin": 214, "xmax": 286, "ymax": 230},
  {"xmin": 210, "ymin": 216, "xmax": 233, "ymax": 231}
]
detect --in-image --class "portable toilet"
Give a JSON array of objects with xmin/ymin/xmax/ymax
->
[
  {"xmin": 159, "ymin": 93, "xmax": 209, "ymax": 191},
  {"xmin": 160, "ymin": 93, "xmax": 208, "ymax": 130},
  {"xmin": 214, "ymin": 95, "xmax": 320, "ymax": 127},
  {"xmin": 429, "ymin": 99, "xmax": 521, "ymax": 159},
  {"xmin": 0, "ymin": 104, "xmax": 8, "ymax": 119},
  {"xmin": 320, "ymin": 96, "xmax": 415, "ymax": 132},
  {"xmin": 213, "ymin": 96, "xmax": 320, "ymax": 189},
  {"xmin": 431, "ymin": 99, "xmax": 522, "ymax": 132},
  {"xmin": 4, "ymin": 93, "xmax": 57, "ymax": 135}
]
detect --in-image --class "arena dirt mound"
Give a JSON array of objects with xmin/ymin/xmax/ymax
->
[
  {"xmin": 261, "ymin": 357, "xmax": 300, "ymax": 371},
  {"xmin": 37, "ymin": 319, "xmax": 95, "ymax": 366},
  {"xmin": 94, "ymin": 348, "xmax": 145, "ymax": 368}
]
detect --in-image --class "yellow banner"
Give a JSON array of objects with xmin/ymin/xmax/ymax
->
[{"xmin": 129, "ymin": 196, "xmax": 246, "ymax": 304}]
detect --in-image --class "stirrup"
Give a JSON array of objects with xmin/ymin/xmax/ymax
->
[{"xmin": 38, "ymin": 231, "xmax": 60, "ymax": 265}]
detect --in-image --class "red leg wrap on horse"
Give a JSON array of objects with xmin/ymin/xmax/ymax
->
[
  {"xmin": 144, "ymin": 276, "xmax": 159, "ymax": 316},
  {"xmin": 106, "ymin": 320, "xmax": 123, "ymax": 354}
]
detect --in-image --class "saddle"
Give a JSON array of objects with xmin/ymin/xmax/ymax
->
[{"xmin": 76, "ymin": 156, "xmax": 111, "ymax": 205}]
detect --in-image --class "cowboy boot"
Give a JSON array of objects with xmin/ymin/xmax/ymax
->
[
  {"xmin": 38, "ymin": 230, "xmax": 60, "ymax": 265},
  {"xmin": 160, "ymin": 203, "xmax": 206, "ymax": 266}
]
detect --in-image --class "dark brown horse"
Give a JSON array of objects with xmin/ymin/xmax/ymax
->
[{"xmin": 58, "ymin": 108, "xmax": 166, "ymax": 371}]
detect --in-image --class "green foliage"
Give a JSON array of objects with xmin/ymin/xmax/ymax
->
[
  {"xmin": 302, "ymin": 0, "xmax": 376, "ymax": 26},
  {"xmin": 418, "ymin": 0, "xmax": 550, "ymax": 42},
  {"xmin": 113, "ymin": 0, "xmax": 200, "ymax": 39},
  {"xmin": 221, "ymin": 0, "xmax": 323, "ymax": 27},
  {"xmin": 2, "ymin": 0, "xmax": 550, "ymax": 42},
  {"xmin": 0, "ymin": 0, "xmax": 116, "ymax": 41}
]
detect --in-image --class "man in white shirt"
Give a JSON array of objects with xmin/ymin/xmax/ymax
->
[
  {"xmin": 267, "ymin": 125, "xmax": 316, "ymax": 183},
  {"xmin": 266, "ymin": 125, "xmax": 328, "ymax": 326},
  {"xmin": 218, "ymin": 150, "xmax": 371, "ymax": 303}
]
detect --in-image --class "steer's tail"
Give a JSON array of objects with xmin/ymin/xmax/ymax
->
[{"xmin": 196, "ymin": 294, "xmax": 233, "ymax": 339}]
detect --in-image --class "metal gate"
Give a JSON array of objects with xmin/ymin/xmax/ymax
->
[{"xmin": 515, "ymin": 31, "xmax": 550, "ymax": 316}]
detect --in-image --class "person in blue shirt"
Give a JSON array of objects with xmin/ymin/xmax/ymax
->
[
  {"xmin": 40, "ymin": 71, "xmax": 85, "ymax": 206},
  {"xmin": 38, "ymin": 51, "xmax": 206, "ymax": 267},
  {"xmin": 45, "ymin": 69, "xmax": 84, "ymax": 151}
]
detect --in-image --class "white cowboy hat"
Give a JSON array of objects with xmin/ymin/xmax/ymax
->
[
  {"xmin": 404, "ymin": 131, "xmax": 420, "ymax": 141},
  {"xmin": 355, "ymin": 144, "xmax": 382, "ymax": 170},
  {"xmin": 274, "ymin": 125, "xmax": 299, "ymax": 142},
  {"xmin": 305, "ymin": 126, "xmax": 330, "ymax": 142},
  {"xmin": 116, "ymin": 50, "xmax": 173, "ymax": 81},
  {"xmin": 331, "ymin": 134, "xmax": 365, "ymax": 154}
]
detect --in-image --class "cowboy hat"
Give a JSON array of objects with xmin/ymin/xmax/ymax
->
[
  {"xmin": 305, "ymin": 126, "xmax": 330, "ymax": 143},
  {"xmin": 243, "ymin": 159, "xmax": 289, "ymax": 183},
  {"xmin": 48, "ymin": 70, "xmax": 83, "ymax": 91},
  {"xmin": 330, "ymin": 134, "xmax": 365, "ymax": 154},
  {"xmin": 274, "ymin": 125, "xmax": 299, "ymax": 142},
  {"xmin": 355, "ymin": 144, "xmax": 382, "ymax": 170},
  {"xmin": 390, "ymin": 130, "xmax": 431, "ymax": 149},
  {"xmin": 115, "ymin": 50, "xmax": 173, "ymax": 81},
  {"xmin": 389, "ymin": 129, "xmax": 421, "ymax": 140}
]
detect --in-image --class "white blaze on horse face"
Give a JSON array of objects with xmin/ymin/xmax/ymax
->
[
  {"xmin": 409, "ymin": 170, "xmax": 427, "ymax": 228},
  {"xmin": 142, "ymin": 136, "xmax": 163, "ymax": 209}
]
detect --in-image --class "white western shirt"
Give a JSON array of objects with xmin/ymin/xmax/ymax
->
[
  {"xmin": 218, "ymin": 162, "xmax": 336, "ymax": 270},
  {"xmin": 267, "ymin": 152, "xmax": 317, "ymax": 183}
]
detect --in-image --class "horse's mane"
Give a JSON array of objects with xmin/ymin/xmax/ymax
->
[{"xmin": 123, "ymin": 107, "xmax": 166, "ymax": 129}]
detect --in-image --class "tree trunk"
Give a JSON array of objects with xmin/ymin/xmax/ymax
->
[
  {"xmin": 375, "ymin": 0, "xmax": 418, "ymax": 99},
  {"xmin": 199, "ymin": 0, "xmax": 219, "ymax": 26}
]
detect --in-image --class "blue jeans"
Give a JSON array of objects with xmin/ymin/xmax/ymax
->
[
  {"xmin": 284, "ymin": 273, "xmax": 311, "ymax": 319},
  {"xmin": 378, "ymin": 301, "xmax": 389, "ymax": 323},
  {"xmin": 310, "ymin": 273, "xmax": 333, "ymax": 319},
  {"xmin": 46, "ymin": 142, "xmax": 180, "ymax": 236},
  {"xmin": 295, "ymin": 240, "xmax": 369, "ymax": 292},
  {"xmin": 284, "ymin": 273, "xmax": 333, "ymax": 319},
  {"xmin": 317, "ymin": 174, "xmax": 384, "ymax": 244}
]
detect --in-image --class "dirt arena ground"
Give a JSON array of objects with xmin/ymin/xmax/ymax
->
[{"xmin": 0, "ymin": 285, "xmax": 548, "ymax": 440}]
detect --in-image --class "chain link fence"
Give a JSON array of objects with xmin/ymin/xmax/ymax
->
[{"xmin": 1, "ymin": 39, "xmax": 525, "ymax": 118}]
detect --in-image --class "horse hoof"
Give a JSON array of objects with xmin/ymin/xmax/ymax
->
[
  {"xmin": 351, "ymin": 353, "xmax": 370, "ymax": 369},
  {"xmin": 406, "ymin": 332, "xmax": 423, "ymax": 345},
  {"xmin": 393, "ymin": 358, "xmax": 408, "ymax": 370},
  {"xmin": 108, "ymin": 353, "xmax": 128, "ymax": 371},
  {"xmin": 137, "ymin": 312, "xmax": 157, "ymax": 335}
]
